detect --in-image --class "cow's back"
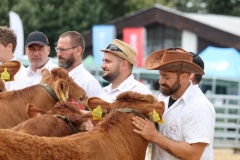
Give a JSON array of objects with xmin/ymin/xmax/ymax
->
[{"xmin": 0, "ymin": 85, "xmax": 56, "ymax": 128}]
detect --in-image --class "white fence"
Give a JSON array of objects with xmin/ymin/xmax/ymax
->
[{"xmin": 206, "ymin": 94, "xmax": 240, "ymax": 149}]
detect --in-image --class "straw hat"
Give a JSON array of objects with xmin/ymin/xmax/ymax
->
[
  {"xmin": 100, "ymin": 39, "xmax": 137, "ymax": 66},
  {"xmin": 145, "ymin": 48, "xmax": 204, "ymax": 75}
]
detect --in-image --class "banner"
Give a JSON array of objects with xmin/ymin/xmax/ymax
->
[
  {"xmin": 9, "ymin": 11, "xmax": 24, "ymax": 59},
  {"xmin": 92, "ymin": 25, "xmax": 116, "ymax": 66},
  {"xmin": 123, "ymin": 27, "xmax": 146, "ymax": 67}
]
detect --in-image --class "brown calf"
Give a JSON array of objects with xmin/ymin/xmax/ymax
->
[
  {"xmin": 0, "ymin": 91, "xmax": 164, "ymax": 160},
  {"xmin": 0, "ymin": 68, "xmax": 86, "ymax": 129},
  {"xmin": 10, "ymin": 101, "xmax": 91, "ymax": 137}
]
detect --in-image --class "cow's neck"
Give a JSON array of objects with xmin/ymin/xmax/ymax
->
[
  {"xmin": 85, "ymin": 111, "xmax": 148, "ymax": 159},
  {"xmin": 19, "ymin": 85, "xmax": 57, "ymax": 110},
  {"xmin": 39, "ymin": 82, "xmax": 59, "ymax": 102}
]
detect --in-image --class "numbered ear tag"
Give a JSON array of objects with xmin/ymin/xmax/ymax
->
[
  {"xmin": 153, "ymin": 110, "xmax": 164, "ymax": 124},
  {"xmin": 61, "ymin": 91, "xmax": 66, "ymax": 102},
  {"xmin": 92, "ymin": 105, "xmax": 103, "ymax": 120},
  {"xmin": 1, "ymin": 68, "xmax": 10, "ymax": 80}
]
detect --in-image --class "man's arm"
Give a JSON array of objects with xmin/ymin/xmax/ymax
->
[{"xmin": 132, "ymin": 116, "xmax": 207, "ymax": 159}]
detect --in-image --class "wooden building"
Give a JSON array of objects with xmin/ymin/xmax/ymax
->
[{"xmin": 82, "ymin": 4, "xmax": 240, "ymax": 58}]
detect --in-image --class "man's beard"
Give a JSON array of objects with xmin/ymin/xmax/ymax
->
[
  {"xmin": 58, "ymin": 53, "xmax": 75, "ymax": 69},
  {"xmin": 160, "ymin": 75, "xmax": 181, "ymax": 96},
  {"xmin": 102, "ymin": 65, "xmax": 120, "ymax": 83}
]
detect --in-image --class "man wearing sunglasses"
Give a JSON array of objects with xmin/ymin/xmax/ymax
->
[
  {"xmin": 56, "ymin": 31, "xmax": 102, "ymax": 98},
  {"xmin": 99, "ymin": 39, "xmax": 152, "ymax": 101},
  {"xmin": 99, "ymin": 39, "xmax": 152, "ymax": 160}
]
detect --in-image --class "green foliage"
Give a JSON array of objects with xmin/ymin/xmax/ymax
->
[
  {"xmin": 0, "ymin": 0, "xmax": 240, "ymax": 57},
  {"xmin": 205, "ymin": 0, "xmax": 240, "ymax": 16}
]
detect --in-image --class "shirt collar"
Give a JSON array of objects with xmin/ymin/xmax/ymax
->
[
  {"xmin": 68, "ymin": 63, "xmax": 84, "ymax": 76},
  {"xmin": 103, "ymin": 74, "xmax": 135, "ymax": 92},
  {"xmin": 27, "ymin": 58, "xmax": 52, "ymax": 75},
  {"xmin": 177, "ymin": 81, "xmax": 195, "ymax": 104}
]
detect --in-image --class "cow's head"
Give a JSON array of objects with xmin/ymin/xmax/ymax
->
[
  {"xmin": 86, "ymin": 91, "xmax": 165, "ymax": 123},
  {"xmin": 27, "ymin": 101, "xmax": 94, "ymax": 132},
  {"xmin": 40, "ymin": 68, "xmax": 87, "ymax": 107}
]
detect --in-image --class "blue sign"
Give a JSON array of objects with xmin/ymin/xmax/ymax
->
[
  {"xmin": 199, "ymin": 46, "xmax": 240, "ymax": 78},
  {"xmin": 92, "ymin": 25, "xmax": 116, "ymax": 66}
]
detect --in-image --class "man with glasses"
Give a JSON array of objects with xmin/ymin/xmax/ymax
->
[
  {"xmin": 56, "ymin": 31, "xmax": 102, "ymax": 98},
  {"xmin": 99, "ymin": 39, "xmax": 152, "ymax": 101},
  {"xmin": 24, "ymin": 31, "xmax": 58, "ymax": 86}
]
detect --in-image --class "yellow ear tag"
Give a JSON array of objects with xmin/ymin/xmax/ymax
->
[
  {"xmin": 61, "ymin": 91, "xmax": 66, "ymax": 102},
  {"xmin": 153, "ymin": 110, "xmax": 164, "ymax": 124},
  {"xmin": 1, "ymin": 68, "xmax": 10, "ymax": 80},
  {"xmin": 92, "ymin": 105, "xmax": 102, "ymax": 120}
]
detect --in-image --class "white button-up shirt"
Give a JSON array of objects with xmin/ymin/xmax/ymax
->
[
  {"xmin": 25, "ymin": 58, "xmax": 58, "ymax": 87},
  {"xmin": 98, "ymin": 74, "xmax": 152, "ymax": 103},
  {"xmin": 153, "ymin": 83, "xmax": 216, "ymax": 160},
  {"xmin": 69, "ymin": 63, "xmax": 102, "ymax": 98}
]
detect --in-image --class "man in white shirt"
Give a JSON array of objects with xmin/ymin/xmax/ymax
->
[
  {"xmin": 98, "ymin": 39, "xmax": 152, "ymax": 102},
  {"xmin": 0, "ymin": 26, "xmax": 27, "ymax": 90},
  {"xmin": 132, "ymin": 48, "xmax": 216, "ymax": 160},
  {"xmin": 99, "ymin": 39, "xmax": 152, "ymax": 160},
  {"xmin": 56, "ymin": 31, "xmax": 102, "ymax": 98},
  {"xmin": 25, "ymin": 31, "xmax": 58, "ymax": 86}
]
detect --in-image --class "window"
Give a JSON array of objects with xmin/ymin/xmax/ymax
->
[{"xmin": 146, "ymin": 24, "xmax": 182, "ymax": 56}]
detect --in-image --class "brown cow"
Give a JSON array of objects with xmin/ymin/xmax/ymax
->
[
  {"xmin": 11, "ymin": 101, "xmax": 93, "ymax": 137},
  {"xmin": 0, "ymin": 67, "xmax": 86, "ymax": 129},
  {"xmin": 0, "ymin": 60, "xmax": 21, "ymax": 92},
  {"xmin": 0, "ymin": 91, "xmax": 164, "ymax": 160}
]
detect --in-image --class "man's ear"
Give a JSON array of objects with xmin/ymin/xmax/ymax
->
[
  {"xmin": 189, "ymin": 73, "xmax": 195, "ymax": 80},
  {"xmin": 121, "ymin": 59, "xmax": 129, "ymax": 70}
]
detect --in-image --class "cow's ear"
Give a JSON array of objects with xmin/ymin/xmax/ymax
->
[
  {"xmin": 0, "ymin": 60, "xmax": 21, "ymax": 82},
  {"xmin": 41, "ymin": 68, "xmax": 51, "ymax": 78},
  {"xmin": 27, "ymin": 104, "xmax": 47, "ymax": 118},
  {"xmin": 142, "ymin": 101, "xmax": 165, "ymax": 122},
  {"xmin": 54, "ymin": 79, "xmax": 69, "ymax": 101},
  {"xmin": 86, "ymin": 97, "xmax": 111, "ymax": 113}
]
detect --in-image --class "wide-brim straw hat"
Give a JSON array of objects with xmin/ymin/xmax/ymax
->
[
  {"xmin": 100, "ymin": 39, "xmax": 137, "ymax": 66},
  {"xmin": 145, "ymin": 48, "xmax": 204, "ymax": 75}
]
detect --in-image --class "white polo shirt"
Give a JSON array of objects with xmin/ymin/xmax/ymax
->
[
  {"xmin": 153, "ymin": 83, "xmax": 216, "ymax": 160},
  {"xmin": 25, "ymin": 58, "xmax": 58, "ymax": 87},
  {"xmin": 69, "ymin": 64, "xmax": 102, "ymax": 98},
  {"xmin": 98, "ymin": 74, "xmax": 152, "ymax": 103}
]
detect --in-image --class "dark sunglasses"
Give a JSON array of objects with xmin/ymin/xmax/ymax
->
[{"xmin": 106, "ymin": 44, "xmax": 128, "ymax": 57}]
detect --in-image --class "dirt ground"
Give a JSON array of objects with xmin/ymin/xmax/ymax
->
[{"xmin": 147, "ymin": 145, "xmax": 240, "ymax": 160}]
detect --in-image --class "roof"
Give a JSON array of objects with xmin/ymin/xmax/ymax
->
[
  {"xmin": 83, "ymin": 4, "xmax": 240, "ymax": 51},
  {"xmin": 183, "ymin": 13, "xmax": 240, "ymax": 37}
]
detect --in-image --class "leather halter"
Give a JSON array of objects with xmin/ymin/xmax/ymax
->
[
  {"xmin": 111, "ymin": 108, "xmax": 148, "ymax": 120},
  {"xmin": 39, "ymin": 82, "xmax": 59, "ymax": 102},
  {"xmin": 53, "ymin": 115, "xmax": 79, "ymax": 133}
]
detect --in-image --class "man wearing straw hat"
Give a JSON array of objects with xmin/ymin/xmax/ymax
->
[
  {"xmin": 99, "ymin": 39, "xmax": 152, "ymax": 160},
  {"xmin": 98, "ymin": 39, "xmax": 152, "ymax": 102},
  {"xmin": 132, "ymin": 48, "xmax": 215, "ymax": 160}
]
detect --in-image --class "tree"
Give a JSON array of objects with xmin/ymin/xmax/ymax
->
[{"xmin": 1, "ymin": 0, "xmax": 240, "ymax": 57}]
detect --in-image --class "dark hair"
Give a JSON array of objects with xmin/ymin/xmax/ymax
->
[
  {"xmin": 194, "ymin": 74, "xmax": 202, "ymax": 84},
  {"xmin": 59, "ymin": 31, "xmax": 85, "ymax": 54},
  {"xmin": 0, "ymin": 26, "xmax": 17, "ymax": 52}
]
